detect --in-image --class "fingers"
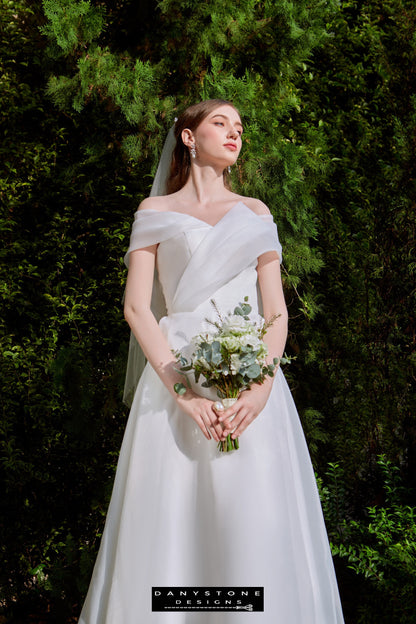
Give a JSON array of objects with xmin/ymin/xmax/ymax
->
[
  {"xmin": 213, "ymin": 400, "xmax": 241, "ymax": 438},
  {"xmin": 215, "ymin": 401, "xmax": 239, "ymax": 422},
  {"xmin": 200, "ymin": 425, "xmax": 211, "ymax": 441},
  {"xmin": 206, "ymin": 417, "xmax": 223, "ymax": 442},
  {"xmin": 210, "ymin": 402, "xmax": 231, "ymax": 441},
  {"xmin": 228, "ymin": 409, "xmax": 255, "ymax": 438},
  {"xmin": 200, "ymin": 408, "xmax": 224, "ymax": 442},
  {"xmin": 178, "ymin": 393, "xmax": 225, "ymax": 442},
  {"xmin": 215, "ymin": 400, "xmax": 258, "ymax": 439},
  {"xmin": 217, "ymin": 407, "xmax": 240, "ymax": 427},
  {"xmin": 191, "ymin": 398, "xmax": 259, "ymax": 443}
]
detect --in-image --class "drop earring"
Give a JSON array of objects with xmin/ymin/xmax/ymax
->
[
  {"xmin": 190, "ymin": 145, "xmax": 196, "ymax": 159},
  {"xmin": 227, "ymin": 166, "xmax": 231, "ymax": 174}
]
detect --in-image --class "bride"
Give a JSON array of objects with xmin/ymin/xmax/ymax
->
[{"xmin": 79, "ymin": 99, "xmax": 345, "ymax": 623}]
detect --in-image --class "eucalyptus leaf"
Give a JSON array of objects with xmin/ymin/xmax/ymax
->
[
  {"xmin": 174, "ymin": 383, "xmax": 187, "ymax": 395},
  {"xmin": 240, "ymin": 303, "xmax": 252, "ymax": 315},
  {"xmin": 245, "ymin": 363, "xmax": 261, "ymax": 378},
  {"xmin": 211, "ymin": 341, "xmax": 222, "ymax": 365}
]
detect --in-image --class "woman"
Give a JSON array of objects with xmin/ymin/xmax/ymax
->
[{"xmin": 79, "ymin": 99, "xmax": 344, "ymax": 623}]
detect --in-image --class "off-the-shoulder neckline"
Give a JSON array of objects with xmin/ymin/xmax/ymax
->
[{"xmin": 135, "ymin": 201, "xmax": 273, "ymax": 228}]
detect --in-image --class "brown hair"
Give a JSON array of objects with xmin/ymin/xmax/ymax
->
[{"xmin": 166, "ymin": 99, "xmax": 240, "ymax": 195}]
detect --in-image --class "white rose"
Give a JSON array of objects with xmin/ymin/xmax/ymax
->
[{"xmin": 230, "ymin": 354, "xmax": 242, "ymax": 374}]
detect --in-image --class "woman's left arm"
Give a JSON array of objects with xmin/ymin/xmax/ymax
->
[
  {"xmin": 256, "ymin": 250, "xmax": 289, "ymax": 363},
  {"xmin": 218, "ymin": 250, "xmax": 288, "ymax": 438}
]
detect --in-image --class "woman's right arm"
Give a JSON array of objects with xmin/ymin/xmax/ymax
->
[
  {"xmin": 123, "ymin": 243, "xmax": 224, "ymax": 442},
  {"xmin": 124, "ymin": 244, "xmax": 180, "ymax": 394}
]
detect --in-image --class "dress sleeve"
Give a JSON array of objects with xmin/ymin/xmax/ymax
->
[
  {"xmin": 258, "ymin": 214, "xmax": 283, "ymax": 263},
  {"xmin": 124, "ymin": 209, "xmax": 194, "ymax": 267}
]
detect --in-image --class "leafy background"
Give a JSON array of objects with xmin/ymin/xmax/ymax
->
[{"xmin": 1, "ymin": 0, "xmax": 415, "ymax": 622}]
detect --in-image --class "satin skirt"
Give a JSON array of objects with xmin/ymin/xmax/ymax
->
[{"xmin": 79, "ymin": 363, "xmax": 344, "ymax": 623}]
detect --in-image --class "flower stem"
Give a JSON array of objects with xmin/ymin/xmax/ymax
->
[{"xmin": 217, "ymin": 433, "xmax": 239, "ymax": 452}]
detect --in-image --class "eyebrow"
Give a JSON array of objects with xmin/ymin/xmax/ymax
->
[{"xmin": 211, "ymin": 113, "xmax": 243, "ymax": 130}]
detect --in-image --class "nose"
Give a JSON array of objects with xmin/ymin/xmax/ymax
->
[{"xmin": 228, "ymin": 126, "xmax": 239, "ymax": 140}]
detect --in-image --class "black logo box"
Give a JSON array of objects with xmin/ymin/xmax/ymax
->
[{"xmin": 152, "ymin": 587, "xmax": 264, "ymax": 612}]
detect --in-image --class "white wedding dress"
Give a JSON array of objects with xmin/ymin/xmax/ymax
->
[{"xmin": 79, "ymin": 202, "xmax": 344, "ymax": 623}]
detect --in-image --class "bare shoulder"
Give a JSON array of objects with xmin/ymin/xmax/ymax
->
[
  {"xmin": 138, "ymin": 195, "xmax": 172, "ymax": 212},
  {"xmin": 239, "ymin": 196, "xmax": 271, "ymax": 216}
]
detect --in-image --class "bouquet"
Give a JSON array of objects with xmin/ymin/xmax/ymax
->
[{"xmin": 173, "ymin": 297, "xmax": 285, "ymax": 452}]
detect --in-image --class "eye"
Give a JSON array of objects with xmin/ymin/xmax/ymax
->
[{"xmin": 214, "ymin": 121, "xmax": 224, "ymax": 126}]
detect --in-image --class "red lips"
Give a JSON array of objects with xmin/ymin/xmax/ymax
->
[{"xmin": 224, "ymin": 143, "xmax": 237, "ymax": 151}]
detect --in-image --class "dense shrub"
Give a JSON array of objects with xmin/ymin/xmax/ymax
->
[{"xmin": 319, "ymin": 457, "xmax": 416, "ymax": 623}]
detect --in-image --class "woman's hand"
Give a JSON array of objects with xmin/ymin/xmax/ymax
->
[
  {"xmin": 215, "ymin": 382, "xmax": 273, "ymax": 439},
  {"xmin": 175, "ymin": 389, "xmax": 226, "ymax": 443}
]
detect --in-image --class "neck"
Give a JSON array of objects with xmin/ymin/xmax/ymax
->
[{"xmin": 181, "ymin": 164, "xmax": 227, "ymax": 204}]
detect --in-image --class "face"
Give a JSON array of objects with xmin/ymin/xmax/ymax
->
[{"xmin": 183, "ymin": 104, "xmax": 243, "ymax": 167}]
